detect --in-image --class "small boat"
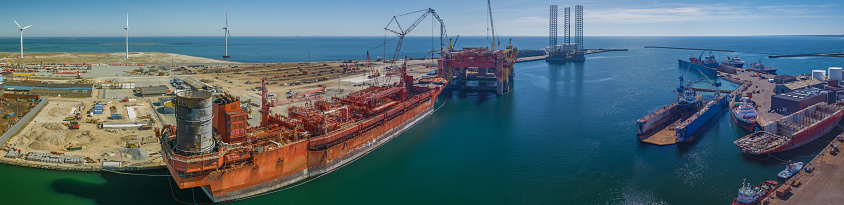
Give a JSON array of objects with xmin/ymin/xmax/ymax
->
[
  {"xmin": 732, "ymin": 180, "xmax": 778, "ymax": 205},
  {"xmin": 778, "ymin": 161, "xmax": 804, "ymax": 180}
]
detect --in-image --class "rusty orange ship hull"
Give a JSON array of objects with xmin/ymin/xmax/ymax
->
[{"xmin": 162, "ymin": 87, "xmax": 442, "ymax": 202}]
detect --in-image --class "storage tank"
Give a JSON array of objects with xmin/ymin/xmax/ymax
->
[
  {"xmin": 828, "ymin": 67, "xmax": 843, "ymax": 83},
  {"xmin": 163, "ymin": 101, "xmax": 176, "ymax": 114},
  {"xmin": 812, "ymin": 70, "xmax": 826, "ymax": 81},
  {"xmin": 158, "ymin": 97, "xmax": 174, "ymax": 105},
  {"xmin": 173, "ymin": 90, "xmax": 215, "ymax": 155}
]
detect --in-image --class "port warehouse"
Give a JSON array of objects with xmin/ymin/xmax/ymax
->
[
  {"xmin": 136, "ymin": 85, "xmax": 169, "ymax": 97},
  {"xmin": 771, "ymin": 88, "xmax": 837, "ymax": 115},
  {"xmin": 774, "ymin": 78, "xmax": 823, "ymax": 94},
  {"xmin": 770, "ymin": 67, "xmax": 844, "ymax": 115}
]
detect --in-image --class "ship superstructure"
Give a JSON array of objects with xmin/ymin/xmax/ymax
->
[
  {"xmin": 731, "ymin": 96, "xmax": 758, "ymax": 132},
  {"xmin": 734, "ymin": 103, "xmax": 844, "ymax": 154}
]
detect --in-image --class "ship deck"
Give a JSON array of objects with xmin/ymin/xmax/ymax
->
[{"xmin": 639, "ymin": 119, "xmax": 682, "ymax": 145}]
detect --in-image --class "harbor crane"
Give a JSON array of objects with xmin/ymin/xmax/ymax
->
[{"xmin": 384, "ymin": 8, "xmax": 447, "ymax": 67}]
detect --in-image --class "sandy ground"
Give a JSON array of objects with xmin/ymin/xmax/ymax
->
[
  {"xmin": 0, "ymin": 52, "xmax": 239, "ymax": 65},
  {"xmin": 0, "ymin": 98, "xmax": 163, "ymax": 169}
]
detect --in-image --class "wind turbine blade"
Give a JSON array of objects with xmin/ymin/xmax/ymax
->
[
  {"xmin": 22, "ymin": 25, "xmax": 32, "ymax": 29},
  {"xmin": 13, "ymin": 19, "xmax": 21, "ymax": 28},
  {"xmin": 226, "ymin": 13, "xmax": 228, "ymax": 27}
]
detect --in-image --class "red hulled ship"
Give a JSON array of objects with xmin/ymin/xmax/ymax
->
[{"xmin": 158, "ymin": 62, "xmax": 446, "ymax": 202}]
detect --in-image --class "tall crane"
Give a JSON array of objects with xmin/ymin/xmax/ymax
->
[
  {"xmin": 487, "ymin": 0, "xmax": 497, "ymax": 50},
  {"xmin": 384, "ymin": 8, "xmax": 447, "ymax": 68}
]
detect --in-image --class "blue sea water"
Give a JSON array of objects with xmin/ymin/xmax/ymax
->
[{"xmin": 1, "ymin": 36, "xmax": 844, "ymax": 204}]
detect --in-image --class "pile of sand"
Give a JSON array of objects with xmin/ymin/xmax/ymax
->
[
  {"xmin": 28, "ymin": 141, "xmax": 53, "ymax": 150},
  {"xmin": 22, "ymin": 129, "xmax": 65, "ymax": 150},
  {"xmin": 118, "ymin": 147, "xmax": 148, "ymax": 161},
  {"xmin": 42, "ymin": 123, "xmax": 66, "ymax": 131}
]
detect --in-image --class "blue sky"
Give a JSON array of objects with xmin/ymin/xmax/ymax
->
[{"xmin": 0, "ymin": 0, "xmax": 841, "ymax": 37}]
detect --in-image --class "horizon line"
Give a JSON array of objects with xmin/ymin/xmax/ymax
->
[{"xmin": 0, "ymin": 34, "xmax": 842, "ymax": 38}]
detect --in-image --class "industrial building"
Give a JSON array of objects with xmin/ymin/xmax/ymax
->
[
  {"xmin": 771, "ymin": 88, "xmax": 836, "ymax": 114},
  {"xmin": 0, "ymin": 82, "xmax": 93, "ymax": 91},
  {"xmin": 136, "ymin": 85, "xmax": 169, "ymax": 97},
  {"xmin": 775, "ymin": 79, "xmax": 823, "ymax": 94},
  {"xmin": 29, "ymin": 88, "xmax": 92, "ymax": 97},
  {"xmin": 773, "ymin": 75, "xmax": 797, "ymax": 84}
]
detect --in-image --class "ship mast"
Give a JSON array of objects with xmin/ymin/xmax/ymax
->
[{"xmin": 260, "ymin": 79, "xmax": 273, "ymax": 127}]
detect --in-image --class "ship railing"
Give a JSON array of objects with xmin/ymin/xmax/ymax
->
[{"xmin": 161, "ymin": 137, "xmax": 227, "ymax": 164}]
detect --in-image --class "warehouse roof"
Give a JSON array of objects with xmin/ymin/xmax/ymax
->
[
  {"xmin": 138, "ymin": 85, "xmax": 169, "ymax": 96},
  {"xmin": 783, "ymin": 79, "xmax": 823, "ymax": 90},
  {"xmin": 773, "ymin": 88, "xmax": 828, "ymax": 102}
]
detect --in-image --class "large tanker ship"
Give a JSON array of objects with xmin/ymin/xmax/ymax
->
[
  {"xmin": 734, "ymin": 103, "xmax": 844, "ymax": 154},
  {"xmin": 158, "ymin": 65, "xmax": 446, "ymax": 202}
]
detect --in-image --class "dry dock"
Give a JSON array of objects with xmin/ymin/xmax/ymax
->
[{"xmin": 639, "ymin": 119, "xmax": 683, "ymax": 145}]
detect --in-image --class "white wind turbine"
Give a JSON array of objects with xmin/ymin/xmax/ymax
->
[
  {"xmin": 223, "ymin": 13, "xmax": 230, "ymax": 58},
  {"xmin": 13, "ymin": 19, "xmax": 33, "ymax": 59},
  {"xmin": 124, "ymin": 13, "xmax": 129, "ymax": 59}
]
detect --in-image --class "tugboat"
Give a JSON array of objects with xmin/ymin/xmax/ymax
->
[
  {"xmin": 731, "ymin": 96, "xmax": 758, "ymax": 132},
  {"xmin": 732, "ymin": 179, "xmax": 778, "ymax": 205},
  {"xmin": 777, "ymin": 161, "xmax": 804, "ymax": 180},
  {"xmin": 722, "ymin": 56, "xmax": 745, "ymax": 68}
]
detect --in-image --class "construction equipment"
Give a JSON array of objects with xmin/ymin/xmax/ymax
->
[
  {"xmin": 62, "ymin": 121, "xmax": 80, "ymax": 129},
  {"xmin": 86, "ymin": 118, "xmax": 99, "ymax": 124}
]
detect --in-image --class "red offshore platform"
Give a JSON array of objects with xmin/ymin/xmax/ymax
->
[
  {"xmin": 438, "ymin": 46, "xmax": 517, "ymax": 95},
  {"xmin": 437, "ymin": 0, "xmax": 517, "ymax": 95},
  {"xmin": 158, "ymin": 61, "xmax": 446, "ymax": 202}
]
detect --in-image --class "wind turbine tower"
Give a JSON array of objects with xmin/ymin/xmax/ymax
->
[
  {"xmin": 13, "ymin": 19, "xmax": 33, "ymax": 59},
  {"xmin": 223, "ymin": 13, "xmax": 230, "ymax": 58},
  {"xmin": 125, "ymin": 13, "xmax": 129, "ymax": 59}
]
